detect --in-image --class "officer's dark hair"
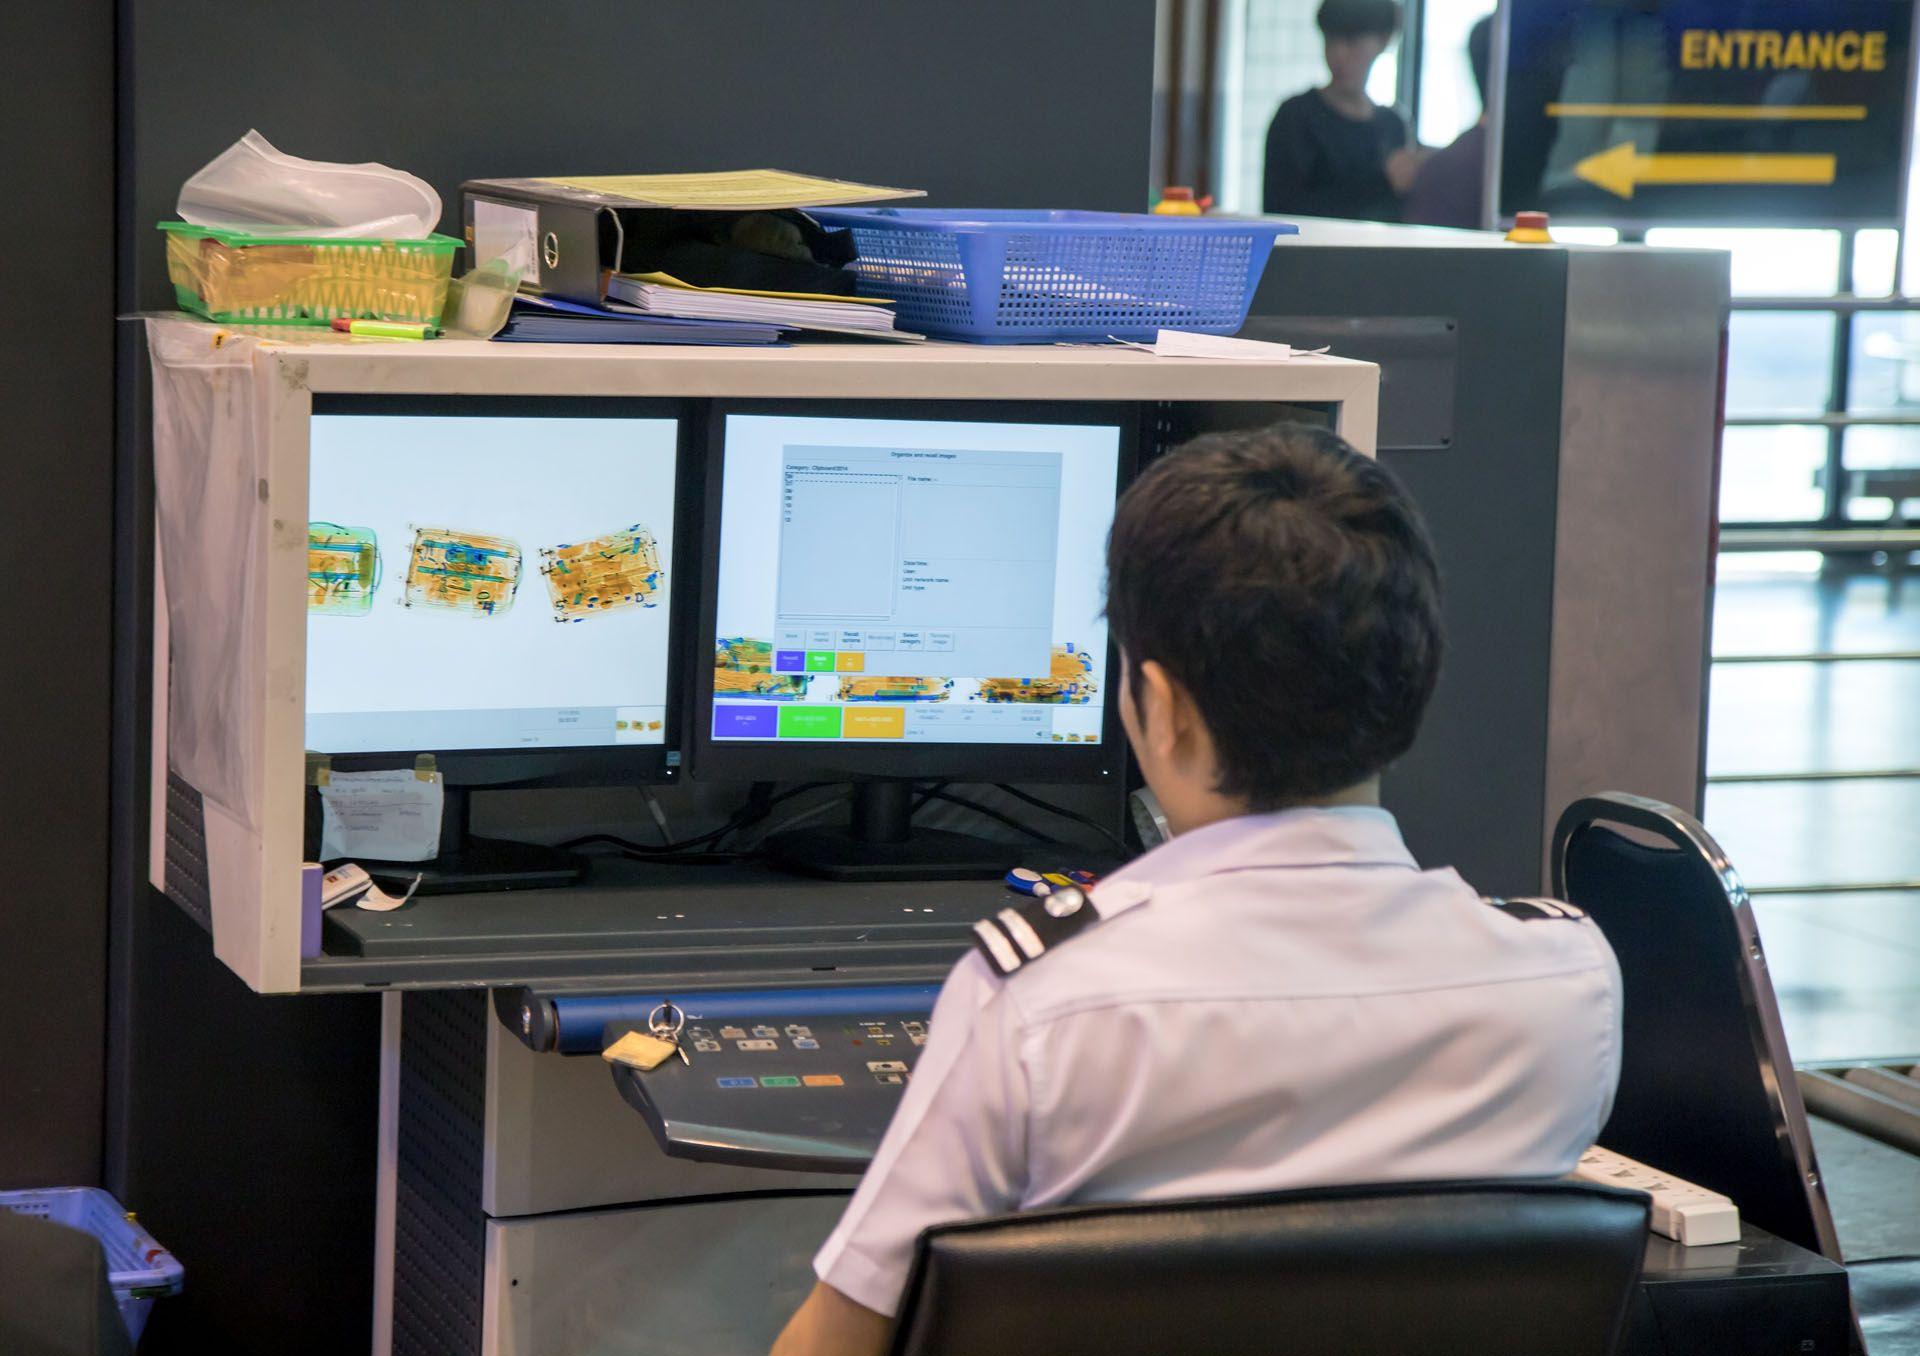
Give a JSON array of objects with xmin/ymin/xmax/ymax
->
[
  {"xmin": 1317, "ymin": 0, "xmax": 1402, "ymax": 41},
  {"xmin": 1468, "ymin": 15, "xmax": 1494, "ymax": 103},
  {"xmin": 1105, "ymin": 423, "xmax": 1443, "ymax": 809}
]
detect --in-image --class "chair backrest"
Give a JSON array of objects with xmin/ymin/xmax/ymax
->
[
  {"xmin": 1552, "ymin": 792, "xmax": 1841, "ymax": 1260},
  {"xmin": 889, "ymin": 1180, "xmax": 1650, "ymax": 1356}
]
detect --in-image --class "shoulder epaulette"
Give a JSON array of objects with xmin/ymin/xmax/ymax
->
[
  {"xmin": 972, "ymin": 886, "xmax": 1101, "ymax": 977},
  {"xmin": 1483, "ymin": 895, "xmax": 1587, "ymax": 921}
]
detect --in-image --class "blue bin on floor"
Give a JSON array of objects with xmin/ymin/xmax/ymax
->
[
  {"xmin": 810, "ymin": 208, "xmax": 1296, "ymax": 344},
  {"xmin": 0, "ymin": 1188, "xmax": 183, "ymax": 1347}
]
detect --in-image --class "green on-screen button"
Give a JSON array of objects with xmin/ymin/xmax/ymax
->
[
  {"xmin": 760, "ymin": 1075, "xmax": 801, "ymax": 1087},
  {"xmin": 778, "ymin": 707, "xmax": 843, "ymax": 739}
]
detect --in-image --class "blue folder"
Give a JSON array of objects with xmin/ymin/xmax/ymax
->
[{"xmin": 495, "ymin": 294, "xmax": 785, "ymax": 345}]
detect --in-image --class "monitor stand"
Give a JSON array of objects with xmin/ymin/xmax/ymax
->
[
  {"xmin": 762, "ymin": 781, "xmax": 1019, "ymax": 882},
  {"xmin": 360, "ymin": 788, "xmax": 588, "ymax": 896}
]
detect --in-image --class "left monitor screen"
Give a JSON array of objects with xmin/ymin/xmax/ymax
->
[{"xmin": 305, "ymin": 412, "xmax": 679, "ymax": 754}]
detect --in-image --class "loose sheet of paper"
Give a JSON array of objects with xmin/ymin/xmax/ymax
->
[
  {"xmin": 536, "ymin": 169, "xmax": 920, "ymax": 210},
  {"xmin": 1115, "ymin": 330, "xmax": 1330, "ymax": 360},
  {"xmin": 318, "ymin": 769, "xmax": 444, "ymax": 863}
]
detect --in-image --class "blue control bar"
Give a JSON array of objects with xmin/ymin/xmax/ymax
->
[{"xmin": 550, "ymin": 984, "xmax": 941, "ymax": 1054}]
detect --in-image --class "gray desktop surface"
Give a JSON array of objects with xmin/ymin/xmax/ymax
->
[{"xmin": 307, "ymin": 856, "xmax": 1074, "ymax": 993}]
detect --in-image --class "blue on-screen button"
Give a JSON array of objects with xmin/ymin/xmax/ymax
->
[{"xmin": 716, "ymin": 1076, "xmax": 758, "ymax": 1089}]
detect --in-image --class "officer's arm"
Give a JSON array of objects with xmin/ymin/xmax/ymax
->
[{"xmin": 770, "ymin": 1280, "xmax": 890, "ymax": 1356}]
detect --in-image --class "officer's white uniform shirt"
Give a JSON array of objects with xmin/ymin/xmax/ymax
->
[{"xmin": 813, "ymin": 805, "xmax": 1623, "ymax": 1316}]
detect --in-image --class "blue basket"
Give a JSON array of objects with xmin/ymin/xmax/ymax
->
[
  {"xmin": 0, "ymin": 1188, "xmax": 183, "ymax": 1346},
  {"xmin": 810, "ymin": 208, "xmax": 1296, "ymax": 344}
]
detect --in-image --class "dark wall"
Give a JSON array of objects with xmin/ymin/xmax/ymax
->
[
  {"xmin": 113, "ymin": 5, "xmax": 1156, "ymax": 1353},
  {"xmin": 125, "ymin": 0, "xmax": 1156, "ymax": 309},
  {"xmin": 0, "ymin": 0, "xmax": 115, "ymax": 1186}
]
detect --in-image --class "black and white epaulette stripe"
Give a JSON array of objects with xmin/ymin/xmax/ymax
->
[
  {"xmin": 972, "ymin": 886, "xmax": 1100, "ymax": 977},
  {"xmin": 1483, "ymin": 895, "xmax": 1587, "ymax": 921}
]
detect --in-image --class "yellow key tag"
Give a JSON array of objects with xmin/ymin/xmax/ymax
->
[{"xmin": 602, "ymin": 1030, "xmax": 680, "ymax": 1072}]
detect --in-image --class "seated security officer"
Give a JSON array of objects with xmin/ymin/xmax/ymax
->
[{"xmin": 772, "ymin": 424, "xmax": 1623, "ymax": 1356}]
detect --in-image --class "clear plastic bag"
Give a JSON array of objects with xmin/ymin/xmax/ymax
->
[
  {"xmin": 146, "ymin": 318, "xmax": 266, "ymax": 828},
  {"xmin": 177, "ymin": 129, "xmax": 441, "ymax": 239}
]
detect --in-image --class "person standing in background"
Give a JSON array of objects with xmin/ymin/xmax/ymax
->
[
  {"xmin": 1405, "ymin": 16, "xmax": 1495, "ymax": 229},
  {"xmin": 1263, "ymin": 0, "xmax": 1425, "ymax": 222}
]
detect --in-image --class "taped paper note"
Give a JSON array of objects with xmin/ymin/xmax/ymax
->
[
  {"xmin": 318, "ymin": 769, "xmax": 444, "ymax": 862},
  {"xmin": 1115, "ymin": 330, "xmax": 1318, "ymax": 360}
]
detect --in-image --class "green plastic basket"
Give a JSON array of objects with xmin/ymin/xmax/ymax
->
[{"xmin": 159, "ymin": 221, "xmax": 460, "ymax": 326}]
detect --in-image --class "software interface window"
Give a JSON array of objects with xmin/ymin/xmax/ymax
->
[
  {"xmin": 305, "ymin": 413, "xmax": 678, "ymax": 753},
  {"xmin": 714, "ymin": 414, "xmax": 1119, "ymax": 745}
]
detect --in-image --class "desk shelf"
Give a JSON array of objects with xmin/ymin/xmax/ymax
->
[{"xmin": 146, "ymin": 324, "xmax": 1378, "ymax": 994}]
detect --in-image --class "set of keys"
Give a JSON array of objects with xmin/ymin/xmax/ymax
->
[{"xmin": 601, "ymin": 1001, "xmax": 693, "ymax": 1072}]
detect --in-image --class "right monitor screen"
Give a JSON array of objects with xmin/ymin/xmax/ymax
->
[{"xmin": 711, "ymin": 412, "xmax": 1121, "ymax": 748}]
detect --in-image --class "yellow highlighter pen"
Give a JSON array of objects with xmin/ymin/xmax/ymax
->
[{"xmin": 330, "ymin": 318, "xmax": 436, "ymax": 340}]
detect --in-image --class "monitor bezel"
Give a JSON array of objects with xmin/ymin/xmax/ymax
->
[
  {"xmin": 687, "ymin": 397, "xmax": 1137, "ymax": 786},
  {"xmin": 306, "ymin": 394, "xmax": 698, "ymax": 788}
]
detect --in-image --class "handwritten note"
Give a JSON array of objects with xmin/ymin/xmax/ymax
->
[{"xmin": 319, "ymin": 769, "xmax": 444, "ymax": 863}]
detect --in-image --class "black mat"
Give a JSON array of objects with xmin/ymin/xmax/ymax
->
[{"xmin": 1810, "ymin": 1116, "xmax": 1920, "ymax": 1354}]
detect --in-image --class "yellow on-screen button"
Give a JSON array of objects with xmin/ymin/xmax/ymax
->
[{"xmin": 843, "ymin": 707, "xmax": 905, "ymax": 738}]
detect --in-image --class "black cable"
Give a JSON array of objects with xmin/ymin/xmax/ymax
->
[
  {"xmin": 924, "ymin": 789, "xmax": 1064, "ymax": 845},
  {"xmin": 993, "ymin": 784, "xmax": 1131, "ymax": 856},
  {"xmin": 561, "ymin": 782, "xmax": 834, "ymax": 856}
]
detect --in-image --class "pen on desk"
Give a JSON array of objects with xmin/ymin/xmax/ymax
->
[{"xmin": 330, "ymin": 318, "xmax": 437, "ymax": 340}]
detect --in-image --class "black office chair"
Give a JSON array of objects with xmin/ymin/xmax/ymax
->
[
  {"xmin": 888, "ymin": 1179, "xmax": 1651, "ymax": 1356},
  {"xmin": 1551, "ymin": 792, "xmax": 1842, "ymax": 1261},
  {"xmin": 0, "ymin": 1209, "xmax": 131, "ymax": 1356}
]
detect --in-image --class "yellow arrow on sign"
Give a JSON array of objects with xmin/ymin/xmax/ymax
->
[{"xmin": 1574, "ymin": 142, "xmax": 1837, "ymax": 198}]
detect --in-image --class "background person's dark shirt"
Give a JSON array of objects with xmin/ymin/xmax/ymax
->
[
  {"xmin": 1404, "ymin": 123, "xmax": 1487, "ymax": 229},
  {"xmin": 1263, "ymin": 91, "xmax": 1408, "ymax": 222}
]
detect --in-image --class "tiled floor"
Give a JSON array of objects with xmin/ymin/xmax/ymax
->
[{"xmin": 1705, "ymin": 566, "xmax": 1920, "ymax": 1065}]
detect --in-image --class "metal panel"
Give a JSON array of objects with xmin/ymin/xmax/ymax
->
[
  {"xmin": 1240, "ymin": 316, "xmax": 1459, "ymax": 453},
  {"xmin": 1250, "ymin": 238, "xmax": 1572, "ymax": 895},
  {"xmin": 486, "ymin": 1195, "xmax": 849, "ymax": 1356},
  {"xmin": 161, "ymin": 774, "xmax": 212, "ymax": 930},
  {"xmin": 1545, "ymin": 247, "xmax": 1726, "ymax": 852},
  {"xmin": 486, "ymin": 1010, "xmax": 860, "ymax": 1218},
  {"xmin": 396, "ymin": 991, "xmax": 490, "ymax": 1356}
]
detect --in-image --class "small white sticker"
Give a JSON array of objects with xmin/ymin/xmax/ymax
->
[{"xmin": 472, "ymin": 198, "xmax": 540, "ymax": 286}]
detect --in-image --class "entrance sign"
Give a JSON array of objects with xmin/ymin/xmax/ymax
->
[{"xmin": 1496, "ymin": 0, "xmax": 1913, "ymax": 225}]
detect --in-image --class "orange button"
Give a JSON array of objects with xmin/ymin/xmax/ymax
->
[
  {"xmin": 835, "ymin": 651, "xmax": 865, "ymax": 672},
  {"xmin": 802, "ymin": 1074, "xmax": 845, "ymax": 1087},
  {"xmin": 843, "ymin": 706, "xmax": 905, "ymax": 738}
]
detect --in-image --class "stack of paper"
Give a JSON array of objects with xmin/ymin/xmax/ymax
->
[
  {"xmin": 606, "ymin": 273, "xmax": 906, "ymax": 338},
  {"xmin": 495, "ymin": 294, "xmax": 782, "ymax": 346}
]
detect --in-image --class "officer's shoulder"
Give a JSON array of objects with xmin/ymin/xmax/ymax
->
[
  {"xmin": 1480, "ymin": 895, "xmax": 1590, "ymax": 923},
  {"xmin": 970, "ymin": 881, "xmax": 1153, "ymax": 979}
]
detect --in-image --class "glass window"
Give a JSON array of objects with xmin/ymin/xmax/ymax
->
[
  {"xmin": 1220, "ymin": 0, "xmax": 1410, "ymax": 212},
  {"xmin": 1842, "ymin": 427, "xmax": 1920, "ymax": 522},
  {"xmin": 1415, "ymin": 0, "xmax": 1496, "ymax": 146},
  {"xmin": 1725, "ymin": 313, "xmax": 1835, "ymax": 417},
  {"xmin": 1645, "ymin": 228, "xmax": 1842, "ymax": 297},
  {"xmin": 1719, "ymin": 425, "xmax": 1828, "ymax": 524},
  {"xmin": 1854, "ymin": 229, "xmax": 1899, "ymax": 298},
  {"xmin": 1847, "ymin": 313, "xmax": 1920, "ymax": 411}
]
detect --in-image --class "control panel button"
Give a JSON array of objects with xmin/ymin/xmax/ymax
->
[
  {"xmin": 793, "ymin": 1038, "xmax": 820, "ymax": 1051},
  {"xmin": 716, "ymin": 1077, "xmax": 757, "ymax": 1089},
  {"xmin": 720, "ymin": 1026, "xmax": 747, "ymax": 1040},
  {"xmin": 866, "ymin": 1060, "xmax": 908, "ymax": 1073},
  {"xmin": 760, "ymin": 1075, "xmax": 801, "ymax": 1088},
  {"xmin": 751, "ymin": 1025, "xmax": 779, "ymax": 1039},
  {"xmin": 738, "ymin": 1039, "xmax": 778, "ymax": 1051},
  {"xmin": 874, "ymin": 1073, "xmax": 906, "ymax": 1085},
  {"xmin": 802, "ymin": 1074, "xmax": 845, "ymax": 1087}
]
